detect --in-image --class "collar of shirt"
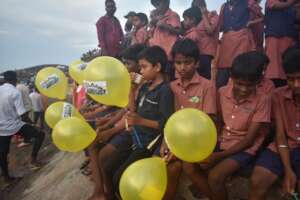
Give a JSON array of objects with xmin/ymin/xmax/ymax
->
[
  {"xmin": 184, "ymin": 27, "xmax": 197, "ymax": 36},
  {"xmin": 225, "ymin": 83, "xmax": 257, "ymax": 104},
  {"xmin": 3, "ymin": 83, "xmax": 15, "ymax": 89},
  {"xmin": 174, "ymin": 73, "xmax": 203, "ymax": 89}
]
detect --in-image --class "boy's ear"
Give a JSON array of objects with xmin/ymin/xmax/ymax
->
[{"xmin": 155, "ymin": 63, "xmax": 162, "ymax": 72}]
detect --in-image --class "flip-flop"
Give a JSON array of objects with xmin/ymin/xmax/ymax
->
[{"xmin": 1, "ymin": 177, "xmax": 23, "ymax": 190}]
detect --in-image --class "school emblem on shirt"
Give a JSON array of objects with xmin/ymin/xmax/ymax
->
[{"xmin": 189, "ymin": 96, "xmax": 201, "ymax": 103}]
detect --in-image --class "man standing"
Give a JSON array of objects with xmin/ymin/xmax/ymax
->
[
  {"xmin": 30, "ymin": 87, "xmax": 45, "ymax": 130},
  {"xmin": 0, "ymin": 71, "xmax": 45, "ymax": 185},
  {"xmin": 96, "ymin": 0, "xmax": 124, "ymax": 58}
]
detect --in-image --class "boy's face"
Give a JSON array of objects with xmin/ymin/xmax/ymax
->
[
  {"xmin": 174, "ymin": 54, "xmax": 198, "ymax": 80},
  {"xmin": 287, "ymin": 72, "xmax": 300, "ymax": 96},
  {"xmin": 133, "ymin": 16, "xmax": 143, "ymax": 28},
  {"xmin": 122, "ymin": 59, "xmax": 138, "ymax": 73},
  {"xmin": 105, "ymin": 1, "xmax": 116, "ymax": 16},
  {"xmin": 138, "ymin": 58, "xmax": 160, "ymax": 81},
  {"xmin": 155, "ymin": 2, "xmax": 169, "ymax": 14},
  {"xmin": 232, "ymin": 78, "xmax": 257, "ymax": 100},
  {"xmin": 183, "ymin": 16, "xmax": 195, "ymax": 30}
]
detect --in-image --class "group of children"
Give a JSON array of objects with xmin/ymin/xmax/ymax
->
[{"xmin": 82, "ymin": 0, "xmax": 300, "ymax": 199}]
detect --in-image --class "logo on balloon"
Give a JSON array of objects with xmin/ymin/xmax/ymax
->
[
  {"xmin": 62, "ymin": 103, "xmax": 72, "ymax": 118},
  {"xmin": 40, "ymin": 74, "xmax": 59, "ymax": 89},
  {"xmin": 83, "ymin": 81, "xmax": 107, "ymax": 95},
  {"xmin": 77, "ymin": 63, "xmax": 87, "ymax": 71}
]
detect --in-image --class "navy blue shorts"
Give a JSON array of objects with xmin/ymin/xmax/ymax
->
[
  {"xmin": 256, "ymin": 148, "xmax": 300, "ymax": 180},
  {"xmin": 227, "ymin": 151, "xmax": 255, "ymax": 169},
  {"xmin": 109, "ymin": 132, "xmax": 133, "ymax": 153}
]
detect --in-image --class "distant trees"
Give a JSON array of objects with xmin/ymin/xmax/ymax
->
[{"xmin": 81, "ymin": 48, "xmax": 102, "ymax": 62}]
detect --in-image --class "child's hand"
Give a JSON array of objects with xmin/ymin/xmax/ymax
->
[
  {"xmin": 97, "ymin": 129, "xmax": 112, "ymax": 143},
  {"xmin": 126, "ymin": 112, "xmax": 142, "ymax": 126},
  {"xmin": 200, "ymin": 152, "xmax": 224, "ymax": 168},
  {"xmin": 96, "ymin": 116, "xmax": 110, "ymax": 127},
  {"xmin": 283, "ymin": 169, "xmax": 297, "ymax": 194}
]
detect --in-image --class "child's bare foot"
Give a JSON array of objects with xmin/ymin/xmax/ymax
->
[{"xmin": 87, "ymin": 193, "xmax": 106, "ymax": 200}]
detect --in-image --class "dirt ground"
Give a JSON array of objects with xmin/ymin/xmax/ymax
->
[{"xmin": 0, "ymin": 133, "xmax": 288, "ymax": 200}]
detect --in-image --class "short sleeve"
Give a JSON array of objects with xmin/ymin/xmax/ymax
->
[
  {"xmin": 252, "ymin": 95, "xmax": 271, "ymax": 123},
  {"xmin": 158, "ymin": 84, "xmax": 174, "ymax": 131},
  {"xmin": 13, "ymin": 91, "xmax": 26, "ymax": 116},
  {"xmin": 202, "ymin": 82, "xmax": 217, "ymax": 115}
]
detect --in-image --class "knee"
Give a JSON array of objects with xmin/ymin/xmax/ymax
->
[
  {"xmin": 182, "ymin": 163, "xmax": 197, "ymax": 177},
  {"xmin": 208, "ymin": 169, "xmax": 226, "ymax": 188},
  {"xmin": 249, "ymin": 172, "xmax": 273, "ymax": 195}
]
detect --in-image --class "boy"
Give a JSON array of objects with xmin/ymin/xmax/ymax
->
[
  {"xmin": 216, "ymin": 0, "xmax": 256, "ymax": 88},
  {"xmin": 249, "ymin": 47, "xmax": 300, "ymax": 200},
  {"xmin": 149, "ymin": 0, "xmax": 181, "ymax": 60},
  {"xmin": 264, "ymin": 0, "xmax": 298, "ymax": 87},
  {"xmin": 192, "ymin": 0, "xmax": 219, "ymax": 80},
  {"xmin": 183, "ymin": 52, "xmax": 271, "ymax": 199},
  {"xmin": 158, "ymin": 38, "xmax": 217, "ymax": 200},
  {"xmin": 182, "ymin": 7, "xmax": 201, "ymax": 42},
  {"xmin": 0, "ymin": 71, "xmax": 45, "ymax": 185},
  {"xmin": 131, "ymin": 13, "xmax": 149, "ymax": 45},
  {"xmin": 87, "ymin": 44, "xmax": 147, "ymax": 200},
  {"xmin": 96, "ymin": 0, "xmax": 123, "ymax": 58}
]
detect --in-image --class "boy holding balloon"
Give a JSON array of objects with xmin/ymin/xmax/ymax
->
[
  {"xmin": 183, "ymin": 52, "xmax": 272, "ymax": 200},
  {"xmin": 156, "ymin": 39, "xmax": 217, "ymax": 200}
]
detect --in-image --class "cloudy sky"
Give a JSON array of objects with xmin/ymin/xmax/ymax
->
[{"xmin": 0, "ymin": 0, "xmax": 223, "ymax": 72}]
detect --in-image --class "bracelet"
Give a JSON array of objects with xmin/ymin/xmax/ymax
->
[{"xmin": 278, "ymin": 145, "xmax": 289, "ymax": 148}]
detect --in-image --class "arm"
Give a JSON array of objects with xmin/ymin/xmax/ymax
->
[
  {"xmin": 247, "ymin": 17, "xmax": 264, "ymax": 27},
  {"xmin": 267, "ymin": 0, "xmax": 296, "ymax": 10},
  {"xmin": 96, "ymin": 18, "xmax": 107, "ymax": 52},
  {"xmin": 273, "ymin": 96, "xmax": 297, "ymax": 194},
  {"xmin": 200, "ymin": 8, "xmax": 219, "ymax": 34},
  {"xmin": 157, "ymin": 23, "xmax": 182, "ymax": 35}
]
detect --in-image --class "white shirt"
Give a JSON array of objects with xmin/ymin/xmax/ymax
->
[
  {"xmin": 29, "ymin": 92, "xmax": 44, "ymax": 112},
  {"xmin": 16, "ymin": 84, "xmax": 32, "ymax": 112},
  {"xmin": 0, "ymin": 83, "xmax": 26, "ymax": 136}
]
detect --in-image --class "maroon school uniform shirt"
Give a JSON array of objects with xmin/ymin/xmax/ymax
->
[{"xmin": 96, "ymin": 15, "xmax": 124, "ymax": 57}]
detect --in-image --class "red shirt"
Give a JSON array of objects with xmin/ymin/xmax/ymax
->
[
  {"xmin": 269, "ymin": 86, "xmax": 300, "ymax": 152},
  {"xmin": 149, "ymin": 9, "xmax": 181, "ymax": 60},
  {"xmin": 197, "ymin": 11, "xmax": 219, "ymax": 56},
  {"xmin": 218, "ymin": 85, "xmax": 271, "ymax": 155},
  {"xmin": 96, "ymin": 15, "xmax": 124, "ymax": 57},
  {"xmin": 132, "ymin": 27, "xmax": 148, "ymax": 45},
  {"xmin": 170, "ymin": 73, "xmax": 217, "ymax": 115}
]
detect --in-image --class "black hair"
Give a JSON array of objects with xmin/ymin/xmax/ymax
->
[
  {"xmin": 151, "ymin": 0, "xmax": 169, "ymax": 7},
  {"xmin": 3, "ymin": 71, "xmax": 17, "ymax": 83},
  {"xmin": 183, "ymin": 7, "xmax": 202, "ymax": 25},
  {"xmin": 138, "ymin": 46, "xmax": 168, "ymax": 73},
  {"xmin": 171, "ymin": 38, "xmax": 200, "ymax": 61},
  {"xmin": 125, "ymin": 21, "xmax": 133, "ymax": 32},
  {"xmin": 231, "ymin": 52, "xmax": 265, "ymax": 82},
  {"xmin": 121, "ymin": 44, "xmax": 147, "ymax": 62},
  {"xmin": 105, "ymin": 0, "xmax": 115, "ymax": 4},
  {"xmin": 282, "ymin": 46, "xmax": 300, "ymax": 74},
  {"xmin": 135, "ymin": 12, "xmax": 149, "ymax": 26}
]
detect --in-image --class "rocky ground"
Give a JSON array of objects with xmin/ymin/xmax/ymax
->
[{"xmin": 0, "ymin": 133, "xmax": 288, "ymax": 200}]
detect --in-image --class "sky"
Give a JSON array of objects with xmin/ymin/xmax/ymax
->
[{"xmin": 0, "ymin": 0, "xmax": 222, "ymax": 73}]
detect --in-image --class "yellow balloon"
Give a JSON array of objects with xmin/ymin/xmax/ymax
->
[
  {"xmin": 45, "ymin": 101, "xmax": 84, "ymax": 128},
  {"xmin": 35, "ymin": 67, "xmax": 68, "ymax": 100},
  {"xmin": 69, "ymin": 60, "xmax": 87, "ymax": 84},
  {"xmin": 164, "ymin": 108, "xmax": 217, "ymax": 163},
  {"xmin": 120, "ymin": 157, "xmax": 167, "ymax": 200},
  {"xmin": 52, "ymin": 117, "xmax": 96, "ymax": 152},
  {"xmin": 83, "ymin": 56, "xmax": 131, "ymax": 108}
]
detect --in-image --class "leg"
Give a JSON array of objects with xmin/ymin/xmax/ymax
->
[
  {"xmin": 163, "ymin": 161, "xmax": 182, "ymax": 200},
  {"xmin": 183, "ymin": 162, "xmax": 211, "ymax": 198},
  {"xmin": 297, "ymin": 181, "xmax": 300, "ymax": 194},
  {"xmin": 33, "ymin": 112, "xmax": 39, "ymax": 124},
  {"xmin": 88, "ymin": 143, "xmax": 106, "ymax": 200},
  {"xmin": 0, "ymin": 136, "xmax": 12, "ymax": 180},
  {"xmin": 18, "ymin": 124, "xmax": 45, "ymax": 164},
  {"xmin": 249, "ymin": 166, "xmax": 278, "ymax": 200},
  {"xmin": 208, "ymin": 159, "xmax": 241, "ymax": 200}
]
